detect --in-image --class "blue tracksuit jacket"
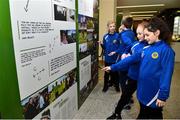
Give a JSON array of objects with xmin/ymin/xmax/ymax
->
[
  {"xmin": 102, "ymin": 32, "xmax": 120, "ymax": 63},
  {"xmin": 127, "ymin": 41, "xmax": 147, "ymax": 81},
  {"xmin": 111, "ymin": 40, "xmax": 147, "ymax": 80},
  {"xmin": 110, "ymin": 40, "xmax": 175, "ymax": 108},
  {"xmin": 117, "ymin": 29, "xmax": 136, "ymax": 55}
]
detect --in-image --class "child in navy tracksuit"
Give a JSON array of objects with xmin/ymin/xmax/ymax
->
[
  {"xmin": 103, "ymin": 17, "xmax": 175, "ymax": 119},
  {"xmin": 106, "ymin": 21, "xmax": 149, "ymax": 119},
  {"xmin": 117, "ymin": 17, "xmax": 136, "ymax": 94},
  {"xmin": 101, "ymin": 20, "xmax": 120, "ymax": 92}
]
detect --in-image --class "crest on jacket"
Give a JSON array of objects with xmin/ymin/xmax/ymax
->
[{"xmin": 151, "ymin": 52, "xmax": 159, "ymax": 59}]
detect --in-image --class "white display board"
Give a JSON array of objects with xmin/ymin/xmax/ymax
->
[
  {"xmin": 78, "ymin": 0, "xmax": 93, "ymax": 17},
  {"xmin": 79, "ymin": 55, "xmax": 91, "ymax": 90},
  {"xmin": 9, "ymin": 0, "xmax": 76, "ymax": 100}
]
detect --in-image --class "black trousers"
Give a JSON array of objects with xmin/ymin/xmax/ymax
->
[
  {"xmin": 115, "ymin": 77, "xmax": 137, "ymax": 114},
  {"xmin": 137, "ymin": 102, "xmax": 163, "ymax": 119},
  {"xmin": 104, "ymin": 62, "xmax": 119, "ymax": 89},
  {"xmin": 118, "ymin": 71, "xmax": 128, "ymax": 93}
]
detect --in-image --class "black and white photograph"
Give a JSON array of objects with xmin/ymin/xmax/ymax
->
[
  {"xmin": 67, "ymin": 9, "xmax": 75, "ymax": 22},
  {"xmin": 54, "ymin": 4, "xmax": 67, "ymax": 21}
]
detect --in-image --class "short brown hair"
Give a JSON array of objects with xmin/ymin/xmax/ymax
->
[{"xmin": 121, "ymin": 17, "xmax": 133, "ymax": 28}]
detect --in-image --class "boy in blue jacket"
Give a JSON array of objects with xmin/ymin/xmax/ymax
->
[
  {"xmin": 109, "ymin": 17, "xmax": 136, "ymax": 94},
  {"xmin": 101, "ymin": 20, "xmax": 120, "ymax": 92},
  {"xmin": 103, "ymin": 17, "xmax": 175, "ymax": 119},
  {"xmin": 118, "ymin": 17, "xmax": 136, "ymax": 94}
]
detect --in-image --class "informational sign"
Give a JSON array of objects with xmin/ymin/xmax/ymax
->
[
  {"xmin": 9, "ymin": 0, "xmax": 77, "ymax": 119},
  {"xmin": 9, "ymin": 0, "xmax": 76, "ymax": 100},
  {"xmin": 77, "ymin": 0, "xmax": 99, "ymax": 107},
  {"xmin": 79, "ymin": 55, "xmax": 91, "ymax": 90}
]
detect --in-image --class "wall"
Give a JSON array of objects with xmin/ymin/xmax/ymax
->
[
  {"xmin": 99, "ymin": 0, "xmax": 117, "ymax": 60},
  {"xmin": 171, "ymin": 42, "xmax": 180, "ymax": 62}
]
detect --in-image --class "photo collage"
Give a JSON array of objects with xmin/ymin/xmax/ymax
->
[
  {"xmin": 78, "ymin": 13, "xmax": 99, "ymax": 107},
  {"xmin": 21, "ymin": 69, "xmax": 76, "ymax": 119},
  {"xmin": 78, "ymin": 14, "xmax": 98, "ymax": 59}
]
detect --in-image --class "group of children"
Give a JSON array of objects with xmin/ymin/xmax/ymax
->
[
  {"xmin": 100, "ymin": 17, "xmax": 135, "ymax": 93},
  {"xmin": 101, "ymin": 17, "xmax": 175, "ymax": 119}
]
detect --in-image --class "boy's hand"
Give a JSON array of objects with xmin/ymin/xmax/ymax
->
[
  {"xmin": 121, "ymin": 53, "xmax": 131, "ymax": 60},
  {"xmin": 119, "ymin": 25, "xmax": 125, "ymax": 33},
  {"xmin": 156, "ymin": 99, "xmax": 166, "ymax": 107},
  {"xmin": 97, "ymin": 41, "xmax": 103, "ymax": 45},
  {"xmin": 121, "ymin": 53, "xmax": 127, "ymax": 60},
  {"xmin": 101, "ymin": 66, "xmax": 111, "ymax": 72}
]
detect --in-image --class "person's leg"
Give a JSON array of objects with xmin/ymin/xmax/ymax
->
[
  {"xmin": 111, "ymin": 71, "xmax": 120, "ymax": 92},
  {"xmin": 118, "ymin": 71, "xmax": 128, "ymax": 93},
  {"xmin": 137, "ymin": 102, "xmax": 163, "ymax": 119},
  {"xmin": 148, "ymin": 106, "xmax": 163, "ymax": 119},
  {"xmin": 115, "ymin": 79, "xmax": 137, "ymax": 113},
  {"xmin": 108, "ymin": 63, "xmax": 114, "ymax": 87},
  {"xmin": 107, "ymin": 78, "xmax": 137, "ymax": 119},
  {"xmin": 108, "ymin": 63, "xmax": 115, "ymax": 87},
  {"xmin": 103, "ymin": 62, "xmax": 110, "ymax": 92},
  {"xmin": 123, "ymin": 79, "xmax": 136, "ymax": 110},
  {"xmin": 137, "ymin": 102, "xmax": 148, "ymax": 119}
]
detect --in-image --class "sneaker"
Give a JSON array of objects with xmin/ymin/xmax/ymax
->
[
  {"xmin": 123, "ymin": 104, "xmax": 131, "ymax": 110},
  {"xmin": 107, "ymin": 113, "xmax": 122, "ymax": 119},
  {"xmin": 102, "ymin": 87, "xmax": 108, "ymax": 92}
]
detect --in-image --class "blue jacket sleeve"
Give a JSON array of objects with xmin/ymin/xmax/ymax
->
[
  {"xmin": 110, "ymin": 52, "xmax": 141, "ymax": 71},
  {"xmin": 158, "ymin": 47, "xmax": 175, "ymax": 101}
]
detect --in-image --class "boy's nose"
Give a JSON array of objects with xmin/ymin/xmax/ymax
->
[{"xmin": 145, "ymin": 36, "xmax": 148, "ymax": 40}]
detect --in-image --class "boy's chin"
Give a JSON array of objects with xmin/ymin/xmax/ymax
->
[{"xmin": 148, "ymin": 41, "xmax": 153, "ymax": 44}]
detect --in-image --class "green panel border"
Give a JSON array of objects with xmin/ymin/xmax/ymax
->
[
  {"xmin": 0, "ymin": 0, "xmax": 23, "ymax": 118},
  {"xmin": 76, "ymin": 0, "xmax": 99, "ymax": 109},
  {"xmin": 75, "ymin": 0, "xmax": 81, "ymax": 108}
]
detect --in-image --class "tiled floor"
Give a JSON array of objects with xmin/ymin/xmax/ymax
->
[{"xmin": 73, "ymin": 62, "xmax": 180, "ymax": 119}]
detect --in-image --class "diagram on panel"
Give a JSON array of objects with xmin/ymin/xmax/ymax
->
[{"xmin": 33, "ymin": 66, "xmax": 45, "ymax": 81}]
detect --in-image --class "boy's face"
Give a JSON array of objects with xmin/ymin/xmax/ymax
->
[
  {"xmin": 108, "ymin": 23, "xmax": 116, "ymax": 34},
  {"xmin": 144, "ymin": 28, "xmax": 159, "ymax": 44},
  {"xmin": 136, "ymin": 25, "xmax": 144, "ymax": 42}
]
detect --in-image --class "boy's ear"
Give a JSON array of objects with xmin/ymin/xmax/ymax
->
[{"xmin": 155, "ymin": 30, "xmax": 160, "ymax": 37}]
